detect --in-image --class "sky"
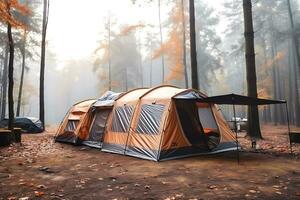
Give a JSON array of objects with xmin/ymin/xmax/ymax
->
[{"xmin": 47, "ymin": 0, "xmax": 225, "ymax": 65}]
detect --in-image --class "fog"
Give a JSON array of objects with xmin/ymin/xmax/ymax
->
[{"xmin": 0, "ymin": 0, "xmax": 299, "ymax": 126}]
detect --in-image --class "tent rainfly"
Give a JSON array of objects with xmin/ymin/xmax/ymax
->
[{"xmin": 102, "ymin": 85, "xmax": 238, "ymax": 161}]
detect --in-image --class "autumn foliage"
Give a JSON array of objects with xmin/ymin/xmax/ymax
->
[
  {"xmin": 0, "ymin": 0, "xmax": 30, "ymax": 27},
  {"xmin": 153, "ymin": 1, "xmax": 185, "ymax": 83}
]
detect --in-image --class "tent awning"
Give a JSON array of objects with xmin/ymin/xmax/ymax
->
[{"xmin": 194, "ymin": 93, "xmax": 286, "ymax": 105}]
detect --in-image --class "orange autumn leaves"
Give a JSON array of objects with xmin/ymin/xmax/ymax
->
[
  {"xmin": 0, "ymin": 0, "xmax": 30, "ymax": 28},
  {"xmin": 153, "ymin": 0, "xmax": 186, "ymax": 83},
  {"xmin": 257, "ymin": 50, "xmax": 286, "ymax": 107}
]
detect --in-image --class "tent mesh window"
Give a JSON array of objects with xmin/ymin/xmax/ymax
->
[
  {"xmin": 197, "ymin": 103, "xmax": 220, "ymax": 149},
  {"xmin": 136, "ymin": 104, "xmax": 165, "ymax": 135},
  {"xmin": 65, "ymin": 120, "xmax": 79, "ymax": 132},
  {"xmin": 111, "ymin": 105, "xmax": 134, "ymax": 132}
]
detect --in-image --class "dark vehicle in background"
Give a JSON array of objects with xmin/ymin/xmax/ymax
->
[{"xmin": 0, "ymin": 117, "xmax": 43, "ymax": 133}]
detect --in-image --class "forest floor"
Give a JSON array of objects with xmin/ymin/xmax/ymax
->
[{"xmin": 0, "ymin": 125, "xmax": 300, "ymax": 200}]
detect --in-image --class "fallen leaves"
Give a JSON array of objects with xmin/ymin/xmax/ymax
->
[
  {"xmin": 38, "ymin": 166, "xmax": 55, "ymax": 173},
  {"xmin": 207, "ymin": 185, "xmax": 217, "ymax": 190},
  {"xmin": 144, "ymin": 185, "xmax": 151, "ymax": 190},
  {"xmin": 34, "ymin": 190, "xmax": 45, "ymax": 197},
  {"xmin": 18, "ymin": 197, "xmax": 29, "ymax": 200}
]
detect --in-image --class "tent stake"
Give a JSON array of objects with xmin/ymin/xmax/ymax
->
[
  {"xmin": 232, "ymin": 104, "xmax": 239, "ymax": 164},
  {"xmin": 285, "ymin": 103, "xmax": 292, "ymax": 154}
]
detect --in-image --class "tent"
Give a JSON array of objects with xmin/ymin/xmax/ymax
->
[
  {"xmin": 196, "ymin": 93, "xmax": 288, "ymax": 161},
  {"xmin": 0, "ymin": 117, "xmax": 43, "ymax": 133},
  {"xmin": 102, "ymin": 85, "xmax": 237, "ymax": 161},
  {"xmin": 55, "ymin": 99, "xmax": 96, "ymax": 144},
  {"xmin": 82, "ymin": 91, "xmax": 121, "ymax": 148}
]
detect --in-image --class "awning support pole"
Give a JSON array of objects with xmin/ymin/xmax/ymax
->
[
  {"xmin": 232, "ymin": 103, "xmax": 239, "ymax": 164},
  {"xmin": 285, "ymin": 103, "xmax": 292, "ymax": 154}
]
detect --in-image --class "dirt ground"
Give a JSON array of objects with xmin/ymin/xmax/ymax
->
[{"xmin": 0, "ymin": 125, "xmax": 300, "ymax": 200}]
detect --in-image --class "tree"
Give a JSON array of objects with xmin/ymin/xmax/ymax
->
[
  {"xmin": 1, "ymin": 44, "xmax": 8, "ymax": 119},
  {"xmin": 158, "ymin": 0, "xmax": 165, "ymax": 83},
  {"xmin": 7, "ymin": 15, "xmax": 14, "ymax": 131},
  {"xmin": 189, "ymin": 0, "xmax": 199, "ymax": 90},
  {"xmin": 0, "ymin": 0, "xmax": 29, "ymax": 130},
  {"xmin": 181, "ymin": 0, "xmax": 188, "ymax": 88},
  {"xmin": 243, "ymin": 0, "xmax": 262, "ymax": 138},
  {"xmin": 39, "ymin": 0, "xmax": 49, "ymax": 130},
  {"xmin": 15, "ymin": 0, "xmax": 40, "ymax": 116},
  {"xmin": 287, "ymin": 0, "xmax": 300, "ymax": 73},
  {"xmin": 194, "ymin": 0, "xmax": 222, "ymax": 93},
  {"xmin": 152, "ymin": 0, "xmax": 187, "ymax": 87}
]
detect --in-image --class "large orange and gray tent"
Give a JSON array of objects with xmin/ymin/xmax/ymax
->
[
  {"xmin": 102, "ymin": 85, "xmax": 237, "ymax": 161},
  {"xmin": 82, "ymin": 91, "xmax": 122, "ymax": 148},
  {"xmin": 55, "ymin": 99, "xmax": 96, "ymax": 144}
]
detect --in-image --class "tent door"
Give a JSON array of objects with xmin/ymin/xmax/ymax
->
[
  {"xmin": 174, "ymin": 100, "xmax": 209, "ymax": 150},
  {"xmin": 88, "ymin": 108, "xmax": 112, "ymax": 143}
]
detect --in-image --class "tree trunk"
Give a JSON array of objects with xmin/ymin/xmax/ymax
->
[
  {"xmin": 158, "ymin": 0, "xmax": 165, "ymax": 83},
  {"xmin": 287, "ymin": 0, "xmax": 300, "ymax": 73},
  {"xmin": 7, "ymin": 23, "xmax": 15, "ymax": 131},
  {"xmin": 287, "ymin": 0, "xmax": 300, "ymax": 127},
  {"xmin": 189, "ymin": 0, "xmax": 199, "ymax": 90},
  {"xmin": 39, "ymin": 0, "xmax": 49, "ymax": 131},
  {"xmin": 17, "ymin": 31, "xmax": 27, "ymax": 117},
  {"xmin": 150, "ymin": 33, "xmax": 153, "ymax": 87},
  {"xmin": 292, "ymin": 46, "xmax": 300, "ymax": 126},
  {"xmin": 243, "ymin": 0, "xmax": 262, "ymax": 138},
  {"xmin": 181, "ymin": 0, "xmax": 188, "ymax": 88},
  {"xmin": 108, "ymin": 16, "xmax": 112, "ymax": 90},
  {"xmin": 1, "ymin": 45, "xmax": 9, "ymax": 120},
  {"xmin": 271, "ymin": 44, "xmax": 279, "ymax": 125},
  {"xmin": 288, "ymin": 43, "xmax": 295, "ymax": 125},
  {"xmin": 138, "ymin": 30, "xmax": 143, "ymax": 87}
]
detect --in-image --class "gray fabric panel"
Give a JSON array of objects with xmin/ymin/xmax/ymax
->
[
  {"xmin": 159, "ymin": 142, "xmax": 239, "ymax": 161},
  {"xmin": 93, "ymin": 91, "xmax": 121, "ymax": 107},
  {"xmin": 111, "ymin": 105, "xmax": 134, "ymax": 133},
  {"xmin": 198, "ymin": 108, "xmax": 218, "ymax": 129},
  {"xmin": 125, "ymin": 146, "xmax": 158, "ymax": 161},
  {"xmin": 136, "ymin": 104, "xmax": 165, "ymax": 135},
  {"xmin": 102, "ymin": 143, "xmax": 126, "ymax": 154},
  {"xmin": 93, "ymin": 100, "xmax": 115, "ymax": 107},
  {"xmin": 82, "ymin": 141, "xmax": 102, "ymax": 149},
  {"xmin": 174, "ymin": 91, "xmax": 204, "ymax": 99},
  {"xmin": 88, "ymin": 109, "xmax": 111, "ymax": 142},
  {"xmin": 55, "ymin": 132, "xmax": 77, "ymax": 144}
]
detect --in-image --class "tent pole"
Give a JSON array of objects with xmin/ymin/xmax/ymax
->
[
  {"xmin": 232, "ymin": 104, "xmax": 239, "ymax": 164},
  {"xmin": 285, "ymin": 103, "xmax": 292, "ymax": 154}
]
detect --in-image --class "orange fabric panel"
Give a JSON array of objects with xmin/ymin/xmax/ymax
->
[
  {"xmin": 55, "ymin": 114, "xmax": 69, "ymax": 137},
  {"xmin": 117, "ymin": 88, "xmax": 150, "ymax": 104},
  {"xmin": 68, "ymin": 113, "xmax": 82, "ymax": 120},
  {"xmin": 196, "ymin": 102, "xmax": 210, "ymax": 108},
  {"xmin": 103, "ymin": 132, "xmax": 129, "ymax": 146},
  {"xmin": 76, "ymin": 110, "xmax": 94, "ymax": 140},
  {"xmin": 160, "ymin": 102, "xmax": 190, "ymax": 150},
  {"xmin": 126, "ymin": 133, "xmax": 161, "ymax": 150},
  {"xmin": 211, "ymin": 105, "xmax": 236, "ymax": 142},
  {"xmin": 143, "ymin": 86, "xmax": 184, "ymax": 99},
  {"xmin": 55, "ymin": 99, "xmax": 96, "ymax": 138}
]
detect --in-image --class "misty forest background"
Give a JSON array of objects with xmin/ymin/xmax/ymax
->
[{"xmin": 0, "ymin": 0, "xmax": 299, "ymax": 127}]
